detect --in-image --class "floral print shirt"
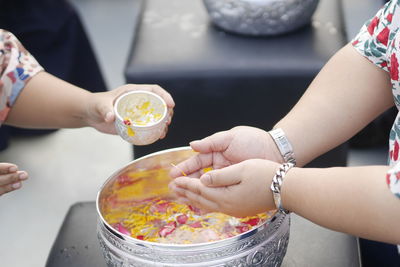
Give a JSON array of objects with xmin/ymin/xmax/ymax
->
[
  {"xmin": 352, "ymin": 0, "xmax": 400, "ymax": 200},
  {"xmin": 0, "ymin": 29, "xmax": 43, "ymax": 125}
]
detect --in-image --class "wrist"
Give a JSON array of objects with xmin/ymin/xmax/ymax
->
[
  {"xmin": 270, "ymin": 162, "xmax": 294, "ymax": 214},
  {"xmin": 268, "ymin": 128, "xmax": 296, "ymax": 165},
  {"xmin": 266, "ymin": 131, "xmax": 286, "ymax": 163},
  {"xmin": 78, "ymin": 90, "xmax": 94, "ymax": 127}
]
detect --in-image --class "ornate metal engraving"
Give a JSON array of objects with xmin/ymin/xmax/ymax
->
[{"xmin": 98, "ymin": 213, "xmax": 290, "ymax": 266}]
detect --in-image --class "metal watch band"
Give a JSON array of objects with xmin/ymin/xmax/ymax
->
[
  {"xmin": 268, "ymin": 128, "xmax": 296, "ymax": 165},
  {"xmin": 270, "ymin": 162, "xmax": 294, "ymax": 214}
]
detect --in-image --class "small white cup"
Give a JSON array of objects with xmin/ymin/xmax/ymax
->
[{"xmin": 114, "ymin": 91, "xmax": 167, "ymax": 145}]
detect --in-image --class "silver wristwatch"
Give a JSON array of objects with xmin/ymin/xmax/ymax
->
[{"xmin": 268, "ymin": 128, "xmax": 296, "ymax": 165}]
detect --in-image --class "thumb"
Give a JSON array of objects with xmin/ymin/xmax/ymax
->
[
  {"xmin": 95, "ymin": 94, "xmax": 115, "ymax": 123},
  {"xmin": 200, "ymin": 164, "xmax": 242, "ymax": 187},
  {"xmin": 190, "ymin": 130, "xmax": 232, "ymax": 153},
  {"xmin": 104, "ymin": 110, "xmax": 115, "ymax": 123}
]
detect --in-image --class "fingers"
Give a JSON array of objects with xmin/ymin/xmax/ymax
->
[
  {"xmin": 120, "ymin": 84, "xmax": 174, "ymax": 108},
  {"xmin": 200, "ymin": 165, "xmax": 242, "ymax": 187},
  {"xmin": 167, "ymin": 108, "xmax": 174, "ymax": 125},
  {"xmin": 189, "ymin": 130, "xmax": 232, "ymax": 154},
  {"xmin": 0, "ymin": 163, "xmax": 28, "ymax": 196},
  {"xmin": 0, "ymin": 170, "xmax": 28, "ymax": 186},
  {"xmin": 0, "ymin": 182, "xmax": 22, "ymax": 196},
  {"xmin": 146, "ymin": 84, "xmax": 175, "ymax": 108},
  {"xmin": 169, "ymin": 178, "xmax": 221, "ymax": 212},
  {"xmin": 159, "ymin": 108, "xmax": 174, "ymax": 140},
  {"xmin": 0, "ymin": 163, "xmax": 18, "ymax": 174},
  {"xmin": 112, "ymin": 83, "xmax": 175, "ymax": 109},
  {"xmin": 170, "ymin": 153, "xmax": 213, "ymax": 178}
]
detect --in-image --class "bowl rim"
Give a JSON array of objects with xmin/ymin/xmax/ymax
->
[{"xmin": 96, "ymin": 146, "xmax": 281, "ymax": 249}]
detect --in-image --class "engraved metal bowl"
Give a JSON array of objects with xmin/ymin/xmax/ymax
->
[
  {"xmin": 96, "ymin": 147, "xmax": 290, "ymax": 266},
  {"xmin": 203, "ymin": 0, "xmax": 320, "ymax": 36}
]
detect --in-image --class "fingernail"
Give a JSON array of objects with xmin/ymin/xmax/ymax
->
[
  {"xmin": 201, "ymin": 174, "xmax": 211, "ymax": 185},
  {"xmin": 19, "ymin": 172, "xmax": 28, "ymax": 180},
  {"xmin": 9, "ymin": 166, "xmax": 17, "ymax": 172},
  {"xmin": 172, "ymin": 186, "xmax": 185, "ymax": 194},
  {"xmin": 189, "ymin": 140, "xmax": 200, "ymax": 146},
  {"xmin": 12, "ymin": 182, "xmax": 21, "ymax": 189}
]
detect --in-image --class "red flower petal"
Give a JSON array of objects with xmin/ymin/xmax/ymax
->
[
  {"xmin": 377, "ymin": 27, "xmax": 390, "ymax": 46},
  {"xmin": 352, "ymin": 39, "xmax": 359, "ymax": 46},
  {"xmin": 243, "ymin": 218, "xmax": 260, "ymax": 226},
  {"xmin": 176, "ymin": 214, "xmax": 188, "ymax": 224},
  {"xmin": 386, "ymin": 173, "xmax": 391, "ymax": 185},
  {"xmin": 151, "ymin": 201, "xmax": 171, "ymax": 213},
  {"xmin": 394, "ymin": 140, "xmax": 399, "ymax": 161},
  {"xmin": 117, "ymin": 175, "xmax": 134, "ymax": 186},
  {"xmin": 188, "ymin": 205, "xmax": 202, "ymax": 215},
  {"xmin": 188, "ymin": 221, "xmax": 203, "ymax": 228},
  {"xmin": 367, "ymin": 17, "xmax": 379, "ymax": 35},
  {"xmin": 236, "ymin": 225, "xmax": 250, "ymax": 233},
  {"xmin": 113, "ymin": 223, "xmax": 130, "ymax": 236},
  {"xmin": 158, "ymin": 222, "xmax": 177, "ymax": 237},
  {"xmin": 387, "ymin": 13, "xmax": 393, "ymax": 22},
  {"xmin": 390, "ymin": 54, "xmax": 399, "ymax": 81}
]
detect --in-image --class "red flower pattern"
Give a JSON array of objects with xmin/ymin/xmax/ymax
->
[
  {"xmin": 351, "ymin": 2, "xmax": 400, "ymax": 199},
  {"xmin": 387, "ymin": 13, "xmax": 393, "ymax": 22},
  {"xmin": 367, "ymin": 16, "xmax": 379, "ymax": 35},
  {"xmin": 394, "ymin": 140, "xmax": 399, "ymax": 161},
  {"xmin": 387, "ymin": 174, "xmax": 391, "ymax": 185},
  {"xmin": 390, "ymin": 53, "xmax": 399, "ymax": 81},
  {"xmin": 377, "ymin": 27, "xmax": 389, "ymax": 46}
]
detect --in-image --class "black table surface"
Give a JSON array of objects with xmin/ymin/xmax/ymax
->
[
  {"xmin": 45, "ymin": 202, "xmax": 360, "ymax": 267},
  {"xmin": 124, "ymin": 0, "xmax": 350, "ymax": 164},
  {"xmin": 125, "ymin": 0, "xmax": 346, "ymax": 82}
]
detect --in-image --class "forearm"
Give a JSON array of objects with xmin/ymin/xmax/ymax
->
[
  {"xmin": 282, "ymin": 165, "xmax": 400, "ymax": 244},
  {"xmin": 5, "ymin": 72, "xmax": 92, "ymax": 128},
  {"xmin": 275, "ymin": 44, "xmax": 393, "ymax": 166}
]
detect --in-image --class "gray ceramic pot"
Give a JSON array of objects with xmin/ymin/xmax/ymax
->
[
  {"xmin": 97, "ymin": 147, "xmax": 290, "ymax": 266},
  {"xmin": 203, "ymin": 0, "xmax": 319, "ymax": 36}
]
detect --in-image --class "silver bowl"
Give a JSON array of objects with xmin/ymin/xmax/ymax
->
[
  {"xmin": 203, "ymin": 0, "xmax": 320, "ymax": 36},
  {"xmin": 96, "ymin": 147, "xmax": 290, "ymax": 266}
]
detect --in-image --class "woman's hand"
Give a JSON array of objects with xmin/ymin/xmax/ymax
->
[
  {"xmin": 169, "ymin": 159, "xmax": 280, "ymax": 217},
  {"xmin": 0, "ymin": 163, "xmax": 28, "ymax": 196},
  {"xmin": 169, "ymin": 126, "xmax": 282, "ymax": 179},
  {"xmin": 85, "ymin": 84, "xmax": 175, "ymax": 136}
]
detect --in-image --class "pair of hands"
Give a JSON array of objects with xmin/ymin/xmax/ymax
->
[
  {"xmin": 169, "ymin": 126, "xmax": 284, "ymax": 218},
  {"xmin": 0, "ymin": 84, "xmax": 174, "ymax": 197}
]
